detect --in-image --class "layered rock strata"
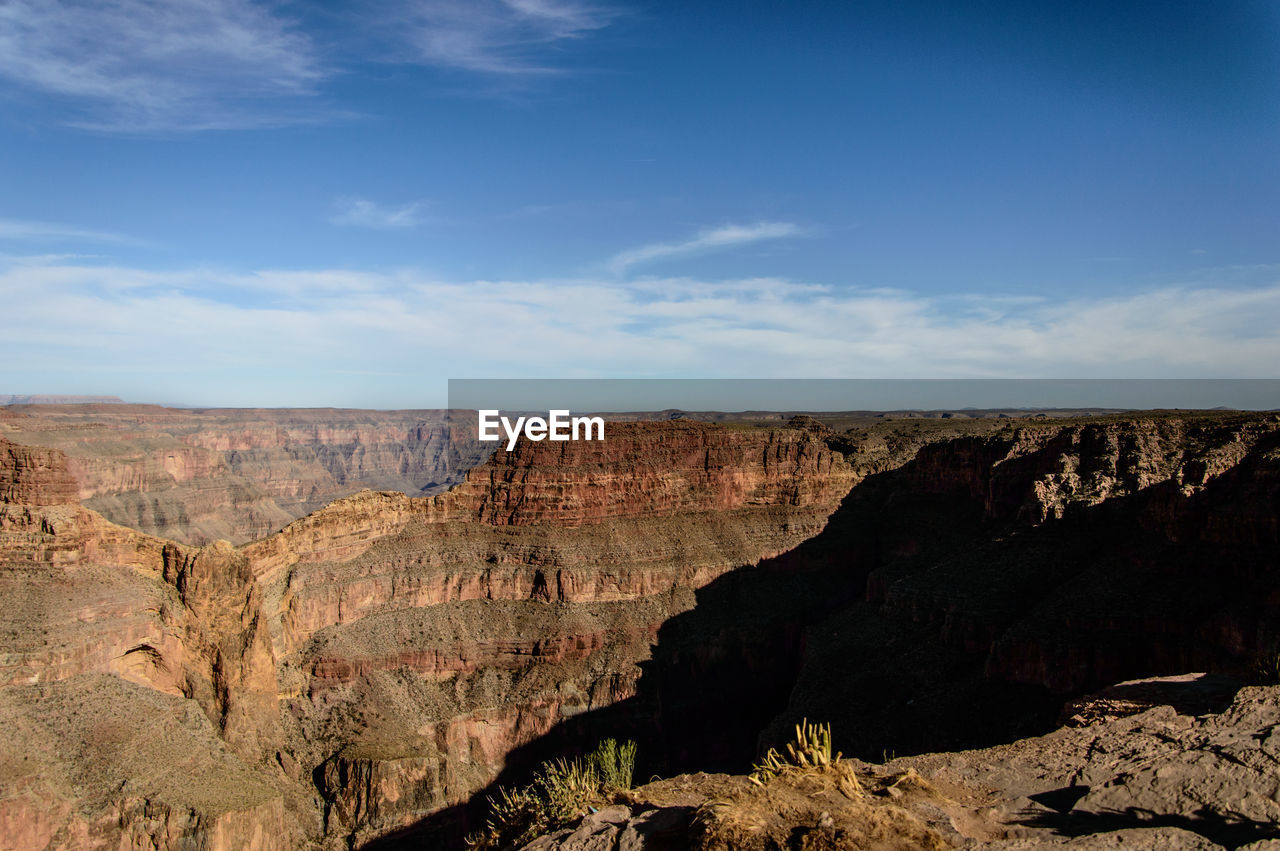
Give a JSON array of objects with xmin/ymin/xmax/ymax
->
[
  {"xmin": 0, "ymin": 422, "xmax": 861, "ymax": 848},
  {"xmin": 4, "ymin": 411, "xmax": 1280, "ymax": 849},
  {"xmin": 0, "ymin": 405, "xmax": 488, "ymax": 544}
]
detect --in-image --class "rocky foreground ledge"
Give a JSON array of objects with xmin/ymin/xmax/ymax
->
[{"xmin": 520, "ymin": 675, "xmax": 1280, "ymax": 850}]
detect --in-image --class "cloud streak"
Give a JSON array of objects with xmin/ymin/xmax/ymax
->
[
  {"xmin": 3, "ymin": 256, "xmax": 1278, "ymax": 406},
  {"xmin": 330, "ymin": 198, "xmax": 431, "ymax": 229},
  {"xmin": 0, "ymin": 0, "xmax": 623, "ymax": 131},
  {"xmin": 0, "ymin": 0, "xmax": 326, "ymax": 131},
  {"xmin": 388, "ymin": 0, "xmax": 619, "ymax": 75},
  {"xmin": 0, "ymin": 218, "xmax": 146, "ymax": 245},
  {"xmin": 609, "ymin": 222, "xmax": 803, "ymax": 274}
]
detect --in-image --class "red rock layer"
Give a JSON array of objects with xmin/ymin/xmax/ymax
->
[
  {"xmin": 0, "ymin": 436, "xmax": 79, "ymax": 505},
  {"xmin": 447, "ymin": 421, "xmax": 850, "ymax": 525}
]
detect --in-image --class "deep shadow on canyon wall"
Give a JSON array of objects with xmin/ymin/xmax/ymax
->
[{"xmin": 371, "ymin": 418, "xmax": 1280, "ymax": 848}]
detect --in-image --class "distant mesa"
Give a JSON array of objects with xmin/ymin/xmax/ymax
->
[{"xmin": 1, "ymin": 394, "xmax": 125, "ymax": 405}]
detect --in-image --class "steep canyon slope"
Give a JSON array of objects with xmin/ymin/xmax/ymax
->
[{"xmin": 0, "ymin": 419, "xmax": 877, "ymax": 848}]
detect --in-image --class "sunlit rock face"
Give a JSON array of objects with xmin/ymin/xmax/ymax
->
[
  {"xmin": 0, "ymin": 404, "xmax": 488, "ymax": 545},
  {"xmin": 0, "ymin": 421, "xmax": 862, "ymax": 847}
]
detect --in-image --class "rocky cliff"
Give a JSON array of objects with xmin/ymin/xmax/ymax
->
[
  {"xmin": 752, "ymin": 413, "xmax": 1280, "ymax": 761},
  {"xmin": 3, "ymin": 411, "xmax": 1279, "ymax": 850},
  {"xmin": 0, "ymin": 420, "xmax": 865, "ymax": 849},
  {"xmin": 1, "ymin": 438, "xmax": 79, "ymax": 506},
  {"xmin": 262, "ymin": 422, "xmax": 862, "ymax": 846},
  {"xmin": 0, "ymin": 435, "xmax": 303, "ymax": 849}
]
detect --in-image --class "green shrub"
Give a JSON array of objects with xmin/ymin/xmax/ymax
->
[
  {"xmin": 538, "ymin": 757, "xmax": 599, "ymax": 824},
  {"xmin": 588, "ymin": 738, "xmax": 637, "ymax": 793}
]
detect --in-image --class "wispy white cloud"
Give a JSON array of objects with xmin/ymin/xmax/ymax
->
[
  {"xmin": 0, "ymin": 0, "xmax": 623, "ymax": 132},
  {"xmin": 3, "ymin": 256, "xmax": 1278, "ymax": 406},
  {"xmin": 330, "ymin": 198, "xmax": 431, "ymax": 230},
  {"xmin": 0, "ymin": 218, "xmax": 148, "ymax": 246},
  {"xmin": 0, "ymin": 0, "xmax": 326, "ymax": 131},
  {"xmin": 387, "ymin": 0, "xmax": 619, "ymax": 75},
  {"xmin": 609, "ymin": 222, "xmax": 804, "ymax": 274}
]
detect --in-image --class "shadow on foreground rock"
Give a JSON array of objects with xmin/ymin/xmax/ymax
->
[
  {"xmin": 1059, "ymin": 673, "xmax": 1243, "ymax": 727},
  {"xmin": 1013, "ymin": 805, "xmax": 1280, "ymax": 850}
]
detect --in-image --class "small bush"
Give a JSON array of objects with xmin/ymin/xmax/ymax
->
[
  {"xmin": 750, "ymin": 720, "xmax": 860, "ymax": 797},
  {"xmin": 751, "ymin": 718, "xmax": 838, "ymax": 783},
  {"xmin": 478, "ymin": 785, "xmax": 542, "ymax": 845},
  {"xmin": 466, "ymin": 738, "xmax": 639, "ymax": 849},
  {"xmin": 589, "ymin": 738, "xmax": 637, "ymax": 793},
  {"xmin": 538, "ymin": 757, "xmax": 599, "ymax": 824}
]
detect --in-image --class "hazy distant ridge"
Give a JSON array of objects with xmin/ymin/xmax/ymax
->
[{"xmin": 1, "ymin": 394, "xmax": 125, "ymax": 405}]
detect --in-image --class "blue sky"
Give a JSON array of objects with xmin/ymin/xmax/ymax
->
[{"xmin": 1, "ymin": 0, "xmax": 1278, "ymax": 407}]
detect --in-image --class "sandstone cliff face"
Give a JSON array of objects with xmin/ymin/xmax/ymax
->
[
  {"xmin": 261, "ymin": 422, "xmax": 860, "ymax": 846},
  {"xmin": 448, "ymin": 422, "xmax": 851, "ymax": 525},
  {"xmin": 1, "ymin": 437, "xmax": 78, "ymax": 506},
  {"xmin": 0, "ymin": 441, "xmax": 308, "ymax": 849},
  {"xmin": 0, "ymin": 419, "xmax": 861, "ymax": 849}
]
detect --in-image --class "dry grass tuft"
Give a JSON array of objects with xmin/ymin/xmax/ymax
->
[
  {"xmin": 465, "ymin": 738, "xmax": 638, "ymax": 849},
  {"xmin": 750, "ymin": 719, "xmax": 858, "ymax": 796}
]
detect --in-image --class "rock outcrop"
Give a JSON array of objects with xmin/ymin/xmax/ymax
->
[
  {"xmin": 1, "ymin": 437, "xmax": 79, "ymax": 506},
  {"xmin": 749, "ymin": 413, "xmax": 1280, "ymax": 762},
  {"xmin": 449, "ymin": 420, "xmax": 852, "ymax": 525},
  {"xmin": 893, "ymin": 676, "xmax": 1280, "ymax": 848},
  {"xmin": 0, "ymin": 440, "xmax": 307, "ymax": 849},
  {"xmin": 517, "ymin": 678, "xmax": 1280, "ymax": 850}
]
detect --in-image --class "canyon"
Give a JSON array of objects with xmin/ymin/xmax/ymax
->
[
  {"xmin": 0, "ymin": 404, "xmax": 489, "ymax": 545},
  {"xmin": 1, "ymin": 406, "xmax": 1278, "ymax": 849}
]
